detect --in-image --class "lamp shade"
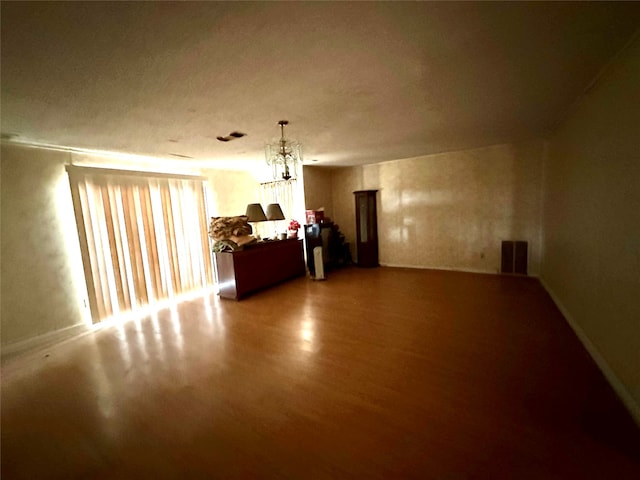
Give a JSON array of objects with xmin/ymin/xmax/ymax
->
[
  {"xmin": 245, "ymin": 203, "xmax": 267, "ymax": 222},
  {"xmin": 266, "ymin": 203, "xmax": 285, "ymax": 221}
]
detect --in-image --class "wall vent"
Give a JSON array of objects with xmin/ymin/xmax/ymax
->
[{"xmin": 501, "ymin": 241, "xmax": 528, "ymax": 275}]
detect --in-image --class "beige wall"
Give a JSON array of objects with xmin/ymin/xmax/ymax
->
[
  {"xmin": 542, "ymin": 37, "xmax": 640, "ymax": 416},
  {"xmin": 303, "ymin": 166, "xmax": 334, "ymax": 221},
  {"xmin": 1, "ymin": 144, "xmax": 90, "ymax": 345},
  {"xmin": 205, "ymin": 169, "xmax": 258, "ymax": 217},
  {"xmin": 331, "ymin": 141, "xmax": 544, "ymax": 274},
  {"xmin": 0, "ymin": 143, "xmax": 259, "ymax": 347}
]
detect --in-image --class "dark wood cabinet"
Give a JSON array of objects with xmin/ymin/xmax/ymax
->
[
  {"xmin": 215, "ymin": 239, "xmax": 305, "ymax": 300},
  {"xmin": 354, "ymin": 190, "xmax": 379, "ymax": 267}
]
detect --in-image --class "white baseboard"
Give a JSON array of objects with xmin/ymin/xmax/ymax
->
[
  {"xmin": 1, "ymin": 323, "xmax": 90, "ymax": 362},
  {"xmin": 539, "ymin": 277, "xmax": 640, "ymax": 426},
  {"xmin": 380, "ymin": 262, "xmax": 540, "ymax": 278},
  {"xmin": 380, "ymin": 262, "xmax": 493, "ymax": 274}
]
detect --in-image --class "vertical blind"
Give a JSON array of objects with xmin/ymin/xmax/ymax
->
[
  {"xmin": 259, "ymin": 179, "xmax": 297, "ymax": 219},
  {"xmin": 259, "ymin": 179, "xmax": 298, "ymax": 237},
  {"xmin": 67, "ymin": 166, "xmax": 213, "ymax": 323}
]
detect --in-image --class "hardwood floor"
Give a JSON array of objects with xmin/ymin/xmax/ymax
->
[{"xmin": 2, "ymin": 267, "xmax": 639, "ymax": 478}]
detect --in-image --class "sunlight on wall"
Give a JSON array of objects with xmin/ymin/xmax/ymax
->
[
  {"xmin": 2, "ymin": 144, "xmax": 92, "ymax": 345},
  {"xmin": 384, "ymin": 190, "xmax": 454, "ymax": 215},
  {"xmin": 55, "ymin": 169, "xmax": 93, "ymax": 325},
  {"xmin": 70, "ymin": 148, "xmax": 204, "ymax": 176},
  {"xmin": 2, "ymin": 142, "xmax": 249, "ymax": 347},
  {"xmin": 204, "ymin": 167, "xmax": 261, "ymax": 234},
  {"xmin": 387, "ymin": 217, "xmax": 416, "ymax": 244},
  {"xmin": 330, "ymin": 142, "xmax": 544, "ymax": 274}
]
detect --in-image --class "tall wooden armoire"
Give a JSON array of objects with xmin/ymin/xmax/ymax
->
[{"xmin": 354, "ymin": 190, "xmax": 379, "ymax": 267}]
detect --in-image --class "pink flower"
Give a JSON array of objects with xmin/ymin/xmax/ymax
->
[{"xmin": 289, "ymin": 219, "xmax": 301, "ymax": 230}]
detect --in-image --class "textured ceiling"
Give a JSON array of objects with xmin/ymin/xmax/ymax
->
[{"xmin": 1, "ymin": 2, "xmax": 639, "ymax": 168}]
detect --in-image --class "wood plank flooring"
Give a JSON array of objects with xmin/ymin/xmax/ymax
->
[{"xmin": 2, "ymin": 267, "xmax": 639, "ymax": 478}]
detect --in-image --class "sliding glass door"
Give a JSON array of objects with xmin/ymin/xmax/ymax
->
[{"xmin": 67, "ymin": 166, "xmax": 213, "ymax": 323}]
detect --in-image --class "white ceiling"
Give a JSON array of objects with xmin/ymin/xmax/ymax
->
[{"xmin": 1, "ymin": 2, "xmax": 639, "ymax": 168}]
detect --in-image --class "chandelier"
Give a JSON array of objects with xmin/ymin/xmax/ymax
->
[{"xmin": 265, "ymin": 120, "xmax": 301, "ymax": 181}]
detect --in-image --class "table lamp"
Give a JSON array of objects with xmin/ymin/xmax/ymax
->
[
  {"xmin": 246, "ymin": 203, "xmax": 267, "ymax": 239},
  {"xmin": 266, "ymin": 203, "xmax": 285, "ymax": 239}
]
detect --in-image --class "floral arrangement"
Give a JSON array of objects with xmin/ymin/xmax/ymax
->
[{"xmin": 288, "ymin": 219, "xmax": 301, "ymax": 231}]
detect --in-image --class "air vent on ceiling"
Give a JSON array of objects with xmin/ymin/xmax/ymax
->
[{"xmin": 216, "ymin": 131, "xmax": 246, "ymax": 142}]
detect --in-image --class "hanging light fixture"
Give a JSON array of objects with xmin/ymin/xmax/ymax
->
[{"xmin": 265, "ymin": 120, "xmax": 302, "ymax": 181}]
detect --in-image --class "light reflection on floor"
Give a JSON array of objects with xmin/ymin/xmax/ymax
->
[
  {"xmin": 299, "ymin": 297, "xmax": 316, "ymax": 353},
  {"xmin": 66, "ymin": 287, "xmax": 224, "ymax": 389}
]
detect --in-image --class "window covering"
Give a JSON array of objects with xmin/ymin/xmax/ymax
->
[{"xmin": 67, "ymin": 166, "xmax": 213, "ymax": 323}]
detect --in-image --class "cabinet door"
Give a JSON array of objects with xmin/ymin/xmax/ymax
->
[{"xmin": 354, "ymin": 190, "xmax": 379, "ymax": 267}]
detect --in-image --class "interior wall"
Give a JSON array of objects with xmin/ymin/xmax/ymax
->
[
  {"xmin": 541, "ymin": 36, "xmax": 640, "ymax": 416},
  {"xmin": 0, "ymin": 143, "xmax": 260, "ymax": 347},
  {"xmin": 1, "ymin": 144, "xmax": 89, "ymax": 346},
  {"xmin": 331, "ymin": 141, "xmax": 544, "ymax": 274},
  {"xmin": 205, "ymin": 169, "xmax": 258, "ymax": 217},
  {"xmin": 303, "ymin": 165, "xmax": 334, "ymax": 221},
  {"xmin": 204, "ymin": 167, "xmax": 268, "ymax": 238}
]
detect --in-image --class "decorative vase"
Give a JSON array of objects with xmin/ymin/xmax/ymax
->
[{"xmin": 288, "ymin": 229, "xmax": 298, "ymax": 239}]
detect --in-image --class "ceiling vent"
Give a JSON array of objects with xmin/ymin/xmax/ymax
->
[{"xmin": 216, "ymin": 131, "xmax": 246, "ymax": 142}]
